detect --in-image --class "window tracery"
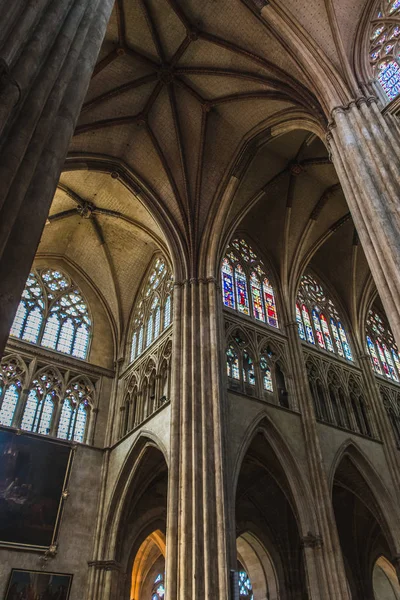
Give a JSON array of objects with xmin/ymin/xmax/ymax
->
[
  {"xmin": 221, "ymin": 238, "xmax": 279, "ymax": 328},
  {"xmin": 130, "ymin": 257, "xmax": 173, "ymax": 363},
  {"xmin": 151, "ymin": 573, "xmax": 165, "ymax": 599},
  {"xmin": 0, "ymin": 356, "xmax": 26, "ymax": 427},
  {"xmin": 296, "ymin": 274, "xmax": 353, "ymax": 362},
  {"xmin": 238, "ymin": 570, "xmax": 254, "ymax": 599},
  {"xmin": 366, "ymin": 307, "xmax": 400, "ymax": 383},
  {"xmin": 10, "ymin": 268, "xmax": 91, "ymax": 360},
  {"xmin": 57, "ymin": 378, "xmax": 93, "ymax": 443},
  {"xmin": 369, "ymin": 2, "xmax": 400, "ymax": 100},
  {"xmin": 21, "ymin": 368, "xmax": 62, "ymax": 435}
]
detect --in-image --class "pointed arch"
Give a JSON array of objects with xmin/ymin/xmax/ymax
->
[
  {"xmin": 329, "ymin": 440, "xmax": 400, "ymax": 554},
  {"xmin": 101, "ymin": 432, "xmax": 169, "ymax": 563},
  {"xmin": 233, "ymin": 411, "xmax": 319, "ymax": 537}
]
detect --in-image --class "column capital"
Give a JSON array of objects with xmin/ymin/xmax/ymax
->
[
  {"xmin": 301, "ymin": 532, "xmax": 323, "ymax": 549},
  {"xmin": 87, "ymin": 560, "xmax": 122, "ymax": 572}
]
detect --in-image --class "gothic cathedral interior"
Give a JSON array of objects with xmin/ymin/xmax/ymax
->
[{"xmin": 1, "ymin": 1, "xmax": 400, "ymax": 599}]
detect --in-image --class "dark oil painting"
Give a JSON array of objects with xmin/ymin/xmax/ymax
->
[
  {"xmin": 5, "ymin": 569, "xmax": 72, "ymax": 600},
  {"xmin": 0, "ymin": 429, "xmax": 71, "ymax": 548}
]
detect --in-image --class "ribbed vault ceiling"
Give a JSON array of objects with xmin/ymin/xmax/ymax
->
[{"xmin": 38, "ymin": 171, "xmax": 166, "ymax": 338}]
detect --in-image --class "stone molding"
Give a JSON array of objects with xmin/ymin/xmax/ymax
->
[
  {"xmin": 87, "ymin": 560, "xmax": 122, "ymax": 571},
  {"xmin": 301, "ymin": 532, "xmax": 323, "ymax": 549}
]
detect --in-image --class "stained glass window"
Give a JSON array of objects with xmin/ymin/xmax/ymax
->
[
  {"xmin": 222, "ymin": 258, "xmax": 235, "ymax": 309},
  {"xmin": 221, "ymin": 238, "xmax": 279, "ymax": 328},
  {"xmin": 260, "ymin": 356, "xmax": 273, "ymax": 392},
  {"xmin": 296, "ymin": 303, "xmax": 306, "ymax": 340},
  {"xmin": 0, "ymin": 384, "xmax": 19, "ymax": 427},
  {"xmin": 151, "ymin": 573, "xmax": 165, "ymax": 599},
  {"xmin": 243, "ymin": 351, "xmax": 256, "ymax": 385},
  {"xmin": 368, "ymin": 3, "xmax": 400, "ymax": 100},
  {"xmin": 238, "ymin": 570, "xmax": 254, "ymax": 599},
  {"xmin": 10, "ymin": 268, "xmax": 91, "ymax": 360},
  {"xmin": 130, "ymin": 256, "xmax": 173, "ymax": 363},
  {"xmin": 366, "ymin": 308, "xmax": 400, "ymax": 382},
  {"xmin": 227, "ymin": 344, "xmax": 240, "ymax": 380},
  {"xmin": 57, "ymin": 378, "xmax": 92, "ymax": 443},
  {"xmin": 296, "ymin": 273, "xmax": 353, "ymax": 361},
  {"xmin": 235, "ymin": 265, "xmax": 250, "ymax": 315},
  {"xmin": 21, "ymin": 369, "xmax": 60, "ymax": 434},
  {"xmin": 0, "ymin": 356, "xmax": 25, "ymax": 428}
]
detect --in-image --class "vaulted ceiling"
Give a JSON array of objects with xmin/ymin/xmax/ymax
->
[{"xmin": 36, "ymin": 0, "xmax": 377, "ymax": 350}]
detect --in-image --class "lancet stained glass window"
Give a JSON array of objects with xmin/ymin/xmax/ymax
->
[
  {"xmin": 0, "ymin": 356, "xmax": 25, "ymax": 427},
  {"xmin": 57, "ymin": 378, "xmax": 92, "ymax": 443},
  {"xmin": 369, "ymin": 2, "xmax": 400, "ymax": 100},
  {"xmin": 130, "ymin": 256, "xmax": 173, "ymax": 364},
  {"xmin": 296, "ymin": 274, "xmax": 353, "ymax": 361},
  {"xmin": 10, "ymin": 268, "xmax": 91, "ymax": 359},
  {"xmin": 366, "ymin": 308, "xmax": 400, "ymax": 383},
  {"xmin": 221, "ymin": 238, "xmax": 279, "ymax": 328},
  {"xmin": 21, "ymin": 369, "xmax": 61, "ymax": 434}
]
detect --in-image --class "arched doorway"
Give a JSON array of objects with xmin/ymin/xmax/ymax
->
[
  {"xmin": 237, "ymin": 531, "xmax": 279, "ymax": 600},
  {"xmin": 130, "ymin": 530, "xmax": 165, "ymax": 600}
]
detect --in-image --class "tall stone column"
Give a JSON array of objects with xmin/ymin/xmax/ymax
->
[
  {"xmin": 0, "ymin": 0, "xmax": 114, "ymax": 356},
  {"xmin": 328, "ymin": 98, "xmax": 400, "ymax": 349},
  {"xmin": 165, "ymin": 278, "xmax": 232, "ymax": 599},
  {"xmin": 285, "ymin": 322, "xmax": 350, "ymax": 600}
]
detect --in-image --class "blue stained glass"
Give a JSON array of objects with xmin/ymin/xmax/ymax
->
[
  {"xmin": 58, "ymin": 400, "xmax": 73, "ymax": 440},
  {"xmin": 138, "ymin": 327, "xmax": 144, "ymax": 355},
  {"xmin": 0, "ymin": 385, "xmax": 19, "ymax": 427},
  {"xmin": 10, "ymin": 302, "xmax": 27, "ymax": 338},
  {"xmin": 41, "ymin": 313, "xmax": 60, "ymax": 350},
  {"xmin": 235, "ymin": 265, "xmax": 250, "ymax": 315},
  {"xmin": 390, "ymin": 0, "xmax": 400, "ymax": 13},
  {"xmin": 312, "ymin": 309, "xmax": 326, "ymax": 349},
  {"xmin": 72, "ymin": 323, "xmax": 89, "ymax": 359},
  {"xmin": 250, "ymin": 273, "xmax": 265, "ymax": 321},
  {"xmin": 378, "ymin": 60, "xmax": 400, "ymax": 100},
  {"xmin": 37, "ymin": 395, "xmax": 54, "ymax": 435},
  {"xmin": 21, "ymin": 390, "xmax": 39, "ymax": 431},
  {"xmin": 131, "ymin": 332, "xmax": 137, "ymax": 363},
  {"xmin": 227, "ymin": 346, "xmax": 240, "ymax": 379},
  {"xmin": 330, "ymin": 318, "xmax": 344, "ymax": 357},
  {"xmin": 302, "ymin": 304, "xmax": 315, "ymax": 345},
  {"xmin": 222, "ymin": 259, "xmax": 235, "ymax": 309},
  {"xmin": 154, "ymin": 307, "xmax": 161, "ymax": 339},
  {"xmin": 367, "ymin": 335, "xmax": 382, "ymax": 374},
  {"xmin": 164, "ymin": 296, "xmax": 171, "ymax": 328},
  {"xmin": 57, "ymin": 318, "xmax": 74, "ymax": 354},
  {"xmin": 338, "ymin": 322, "xmax": 353, "ymax": 361},
  {"xmin": 383, "ymin": 343, "xmax": 399, "ymax": 381},
  {"xmin": 296, "ymin": 304, "xmax": 306, "ymax": 340},
  {"xmin": 243, "ymin": 352, "xmax": 256, "ymax": 385},
  {"xmin": 22, "ymin": 307, "xmax": 43, "ymax": 344},
  {"xmin": 238, "ymin": 571, "xmax": 254, "ymax": 599},
  {"xmin": 260, "ymin": 357, "xmax": 273, "ymax": 392},
  {"xmin": 73, "ymin": 403, "xmax": 87, "ymax": 443},
  {"xmin": 146, "ymin": 315, "xmax": 153, "ymax": 347}
]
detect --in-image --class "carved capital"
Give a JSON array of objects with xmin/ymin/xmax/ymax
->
[
  {"xmin": 88, "ymin": 560, "xmax": 122, "ymax": 572},
  {"xmin": 301, "ymin": 532, "xmax": 323, "ymax": 549}
]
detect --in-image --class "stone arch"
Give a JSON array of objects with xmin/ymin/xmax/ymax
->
[
  {"xmin": 101, "ymin": 432, "xmax": 169, "ymax": 568},
  {"xmin": 233, "ymin": 411, "xmax": 319, "ymax": 537},
  {"xmin": 330, "ymin": 440, "xmax": 400, "ymax": 563},
  {"xmin": 373, "ymin": 555, "xmax": 400, "ymax": 600},
  {"xmin": 237, "ymin": 531, "xmax": 280, "ymax": 600}
]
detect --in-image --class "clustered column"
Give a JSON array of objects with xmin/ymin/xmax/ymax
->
[
  {"xmin": 328, "ymin": 98, "xmax": 400, "ymax": 350},
  {"xmin": 165, "ymin": 277, "xmax": 232, "ymax": 600},
  {"xmin": 0, "ymin": 0, "xmax": 114, "ymax": 356}
]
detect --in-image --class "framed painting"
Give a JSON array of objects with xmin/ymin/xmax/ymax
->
[
  {"xmin": 0, "ymin": 428, "xmax": 73, "ymax": 550},
  {"xmin": 5, "ymin": 569, "xmax": 73, "ymax": 600}
]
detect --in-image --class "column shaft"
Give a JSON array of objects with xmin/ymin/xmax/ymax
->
[
  {"xmin": 328, "ymin": 99, "xmax": 400, "ymax": 349},
  {"xmin": 165, "ymin": 278, "xmax": 230, "ymax": 599},
  {"xmin": 0, "ymin": 0, "xmax": 114, "ymax": 356}
]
